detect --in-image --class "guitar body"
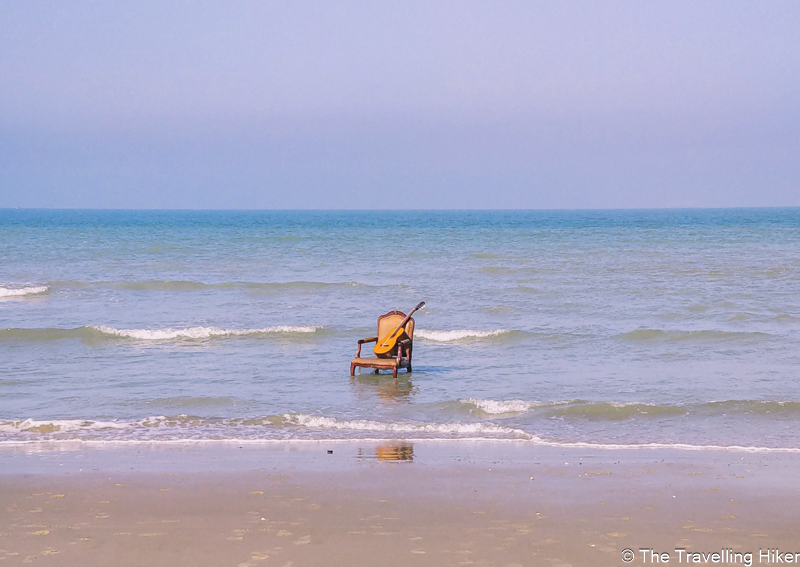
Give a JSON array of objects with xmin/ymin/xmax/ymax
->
[
  {"xmin": 373, "ymin": 301, "xmax": 425, "ymax": 357},
  {"xmin": 373, "ymin": 327, "xmax": 407, "ymax": 357}
]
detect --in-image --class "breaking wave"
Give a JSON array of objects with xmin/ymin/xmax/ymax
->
[
  {"xmin": 0, "ymin": 285, "xmax": 49, "ymax": 298},
  {"xmin": 0, "ymin": 325, "xmax": 321, "ymax": 342},
  {"xmin": 459, "ymin": 398, "xmax": 686, "ymax": 419},
  {"xmin": 461, "ymin": 398, "xmax": 547, "ymax": 415},
  {"xmin": 459, "ymin": 399, "xmax": 800, "ymax": 420},
  {"xmin": 90, "ymin": 325, "xmax": 320, "ymax": 340},
  {"xmin": 284, "ymin": 414, "xmax": 529, "ymax": 438},
  {"xmin": 415, "ymin": 329, "xmax": 514, "ymax": 342},
  {"xmin": 0, "ymin": 414, "xmax": 531, "ymax": 443},
  {"xmin": 0, "ymin": 419, "xmax": 129, "ymax": 434}
]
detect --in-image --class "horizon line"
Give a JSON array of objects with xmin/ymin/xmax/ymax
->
[{"xmin": 2, "ymin": 206, "xmax": 800, "ymax": 213}]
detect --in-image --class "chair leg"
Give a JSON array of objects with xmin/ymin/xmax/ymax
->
[
  {"xmin": 407, "ymin": 365, "xmax": 412, "ymax": 373},
  {"xmin": 392, "ymin": 367, "xmax": 398, "ymax": 378},
  {"xmin": 374, "ymin": 368, "xmax": 379, "ymax": 374},
  {"xmin": 350, "ymin": 363, "xmax": 356, "ymax": 376}
]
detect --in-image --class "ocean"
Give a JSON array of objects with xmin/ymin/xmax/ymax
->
[{"xmin": 1, "ymin": 209, "xmax": 799, "ymax": 451}]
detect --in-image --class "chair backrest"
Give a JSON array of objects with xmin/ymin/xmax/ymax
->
[{"xmin": 377, "ymin": 311, "xmax": 415, "ymax": 341}]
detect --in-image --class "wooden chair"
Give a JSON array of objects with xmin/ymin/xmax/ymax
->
[{"xmin": 350, "ymin": 310, "xmax": 415, "ymax": 378}]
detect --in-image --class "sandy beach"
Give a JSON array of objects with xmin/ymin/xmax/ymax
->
[{"xmin": 2, "ymin": 442, "xmax": 799, "ymax": 566}]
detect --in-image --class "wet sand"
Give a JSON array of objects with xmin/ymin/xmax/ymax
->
[{"xmin": 2, "ymin": 442, "xmax": 800, "ymax": 566}]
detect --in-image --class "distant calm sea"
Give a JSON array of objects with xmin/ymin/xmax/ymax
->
[{"xmin": 1, "ymin": 209, "xmax": 799, "ymax": 451}]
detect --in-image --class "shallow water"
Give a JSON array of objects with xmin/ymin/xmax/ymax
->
[{"xmin": 1, "ymin": 209, "xmax": 799, "ymax": 450}]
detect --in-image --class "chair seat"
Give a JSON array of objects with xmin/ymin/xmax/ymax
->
[{"xmin": 351, "ymin": 356, "xmax": 409, "ymax": 368}]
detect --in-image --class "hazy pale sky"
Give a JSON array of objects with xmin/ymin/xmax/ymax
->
[{"xmin": 1, "ymin": 1, "xmax": 798, "ymax": 209}]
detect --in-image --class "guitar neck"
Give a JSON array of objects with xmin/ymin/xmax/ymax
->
[
  {"xmin": 381, "ymin": 302, "xmax": 425, "ymax": 343},
  {"xmin": 386, "ymin": 314, "xmax": 412, "ymax": 339}
]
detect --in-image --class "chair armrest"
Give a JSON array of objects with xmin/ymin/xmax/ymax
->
[{"xmin": 356, "ymin": 337, "xmax": 378, "ymax": 358}]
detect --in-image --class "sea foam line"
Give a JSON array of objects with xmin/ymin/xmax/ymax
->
[
  {"xmin": 461, "ymin": 398, "xmax": 549, "ymax": 414},
  {"xmin": 5, "ymin": 414, "xmax": 800, "ymax": 454},
  {"xmin": 89, "ymin": 325, "xmax": 321, "ymax": 340},
  {"xmin": 0, "ymin": 285, "xmax": 49, "ymax": 298},
  {"xmin": 0, "ymin": 414, "xmax": 533, "ymax": 440},
  {"xmin": 285, "ymin": 414, "xmax": 530, "ymax": 437},
  {"xmin": 0, "ymin": 419, "xmax": 129, "ymax": 434},
  {"xmin": 415, "ymin": 329, "xmax": 510, "ymax": 342}
]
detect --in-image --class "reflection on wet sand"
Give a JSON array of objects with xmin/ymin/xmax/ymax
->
[
  {"xmin": 358, "ymin": 443, "xmax": 414, "ymax": 462},
  {"xmin": 349, "ymin": 375, "xmax": 415, "ymax": 404}
]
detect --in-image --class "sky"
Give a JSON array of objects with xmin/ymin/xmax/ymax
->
[{"xmin": 1, "ymin": 1, "xmax": 798, "ymax": 209}]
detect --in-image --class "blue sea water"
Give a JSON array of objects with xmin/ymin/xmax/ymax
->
[{"xmin": 1, "ymin": 209, "xmax": 800, "ymax": 450}]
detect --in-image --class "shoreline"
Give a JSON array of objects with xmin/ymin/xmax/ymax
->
[
  {"xmin": 4, "ymin": 435, "xmax": 800, "ymax": 456},
  {"xmin": 5, "ymin": 439, "xmax": 800, "ymax": 473}
]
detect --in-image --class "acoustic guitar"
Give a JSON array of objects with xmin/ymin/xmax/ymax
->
[{"xmin": 373, "ymin": 301, "xmax": 426, "ymax": 356}]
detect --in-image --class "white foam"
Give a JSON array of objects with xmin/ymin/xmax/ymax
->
[
  {"xmin": 415, "ymin": 329, "xmax": 509, "ymax": 342},
  {"xmin": 284, "ymin": 414, "xmax": 530, "ymax": 438},
  {"xmin": 4, "ymin": 415, "xmax": 800, "ymax": 454},
  {"xmin": 0, "ymin": 285, "xmax": 49, "ymax": 298},
  {"xmin": 0, "ymin": 419, "xmax": 128, "ymax": 433},
  {"xmin": 89, "ymin": 325, "xmax": 321, "ymax": 340},
  {"xmin": 462, "ymin": 398, "xmax": 542, "ymax": 414}
]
